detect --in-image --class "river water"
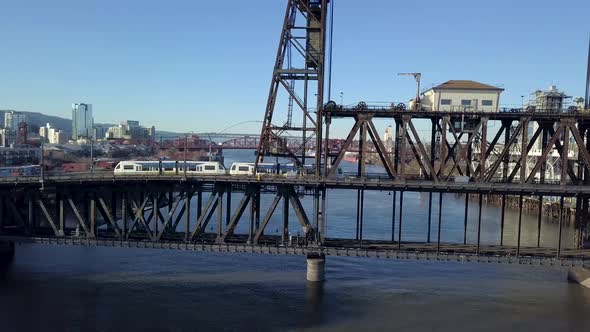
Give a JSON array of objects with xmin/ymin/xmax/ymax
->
[{"xmin": 1, "ymin": 150, "xmax": 589, "ymax": 331}]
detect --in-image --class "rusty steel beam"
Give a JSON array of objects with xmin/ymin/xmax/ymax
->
[
  {"xmin": 358, "ymin": 121, "xmax": 367, "ymax": 177},
  {"xmin": 507, "ymin": 124, "xmax": 542, "ymax": 183},
  {"xmin": 97, "ymin": 197, "xmax": 122, "ymax": 238},
  {"xmin": 398, "ymin": 117, "xmax": 408, "ymax": 178},
  {"xmin": 436, "ymin": 121, "xmax": 465, "ymax": 177},
  {"xmin": 407, "ymin": 119, "xmax": 438, "ymax": 181},
  {"xmin": 406, "ymin": 133, "xmax": 430, "ymax": 180},
  {"xmin": 219, "ymin": 193, "xmax": 252, "ymax": 242},
  {"xmin": 445, "ymin": 119, "xmax": 481, "ymax": 181},
  {"xmin": 474, "ymin": 122, "xmax": 506, "ymax": 178},
  {"xmin": 128, "ymin": 196, "xmax": 152, "ymax": 239},
  {"xmin": 366, "ymin": 118, "xmax": 397, "ymax": 179},
  {"xmin": 549, "ymin": 121, "xmax": 578, "ymax": 183},
  {"xmin": 569, "ymin": 123, "xmax": 590, "ymax": 177},
  {"xmin": 256, "ymin": 0, "xmax": 329, "ymax": 171},
  {"xmin": 67, "ymin": 198, "xmax": 90, "ymax": 236},
  {"xmin": 254, "ymin": 193, "xmax": 283, "ymax": 244},
  {"xmin": 561, "ymin": 122, "xmax": 571, "ymax": 185},
  {"xmin": 485, "ymin": 120, "xmax": 524, "ymax": 182},
  {"xmin": 156, "ymin": 198, "xmax": 182, "ymax": 241},
  {"xmin": 329, "ymin": 118, "xmax": 362, "ymax": 176},
  {"xmin": 479, "ymin": 118, "xmax": 488, "ymax": 182},
  {"xmin": 193, "ymin": 191, "xmax": 222, "ymax": 239},
  {"xmin": 526, "ymin": 124, "xmax": 565, "ymax": 184},
  {"xmin": 37, "ymin": 199, "xmax": 60, "ymax": 236},
  {"xmin": 6, "ymin": 197, "xmax": 27, "ymax": 232},
  {"xmin": 288, "ymin": 189, "xmax": 313, "ymax": 232}
]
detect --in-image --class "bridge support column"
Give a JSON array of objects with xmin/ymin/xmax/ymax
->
[
  {"xmin": 568, "ymin": 268, "xmax": 590, "ymax": 289},
  {"xmin": 306, "ymin": 253, "xmax": 325, "ymax": 283},
  {"xmin": 0, "ymin": 240, "xmax": 15, "ymax": 267}
]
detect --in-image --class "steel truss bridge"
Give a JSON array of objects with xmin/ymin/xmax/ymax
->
[
  {"xmin": 2, "ymin": 0, "xmax": 590, "ymax": 275},
  {"xmin": 0, "ymin": 168, "xmax": 589, "ymax": 268},
  {"xmin": 157, "ymin": 133, "xmax": 377, "ymax": 154}
]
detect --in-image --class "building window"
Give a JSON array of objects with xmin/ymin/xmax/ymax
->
[
  {"xmin": 440, "ymin": 99, "xmax": 452, "ymax": 105},
  {"xmin": 461, "ymin": 100, "xmax": 472, "ymax": 106},
  {"xmin": 482, "ymin": 100, "xmax": 493, "ymax": 106}
]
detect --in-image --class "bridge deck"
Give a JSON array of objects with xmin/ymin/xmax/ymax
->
[
  {"xmin": 1, "ymin": 173, "xmax": 588, "ymax": 196},
  {"xmin": 3, "ymin": 235, "xmax": 588, "ymax": 268},
  {"xmin": 328, "ymin": 108, "xmax": 590, "ymax": 121}
]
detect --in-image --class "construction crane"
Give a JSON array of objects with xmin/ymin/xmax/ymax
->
[{"xmin": 398, "ymin": 72, "xmax": 422, "ymax": 110}]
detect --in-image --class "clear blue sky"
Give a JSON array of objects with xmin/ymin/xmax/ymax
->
[{"xmin": 0, "ymin": 0, "xmax": 588, "ymax": 137}]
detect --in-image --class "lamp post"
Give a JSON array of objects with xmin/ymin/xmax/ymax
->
[
  {"xmin": 90, "ymin": 136, "xmax": 94, "ymax": 173},
  {"xmin": 184, "ymin": 133, "xmax": 188, "ymax": 179},
  {"xmin": 40, "ymin": 138, "xmax": 45, "ymax": 187}
]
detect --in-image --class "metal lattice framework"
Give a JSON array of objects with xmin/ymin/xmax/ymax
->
[
  {"xmin": 324, "ymin": 107, "xmax": 590, "ymax": 249},
  {"xmin": 257, "ymin": 0, "xmax": 329, "ymax": 171},
  {"xmin": 0, "ymin": 174, "xmax": 589, "ymax": 265}
]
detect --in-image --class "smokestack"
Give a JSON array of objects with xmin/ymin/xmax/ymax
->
[{"xmin": 586, "ymin": 36, "xmax": 590, "ymax": 110}]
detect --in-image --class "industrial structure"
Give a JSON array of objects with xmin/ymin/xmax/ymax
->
[{"xmin": 1, "ymin": 1, "xmax": 590, "ymax": 285}]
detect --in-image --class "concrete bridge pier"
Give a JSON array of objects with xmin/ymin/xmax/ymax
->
[
  {"xmin": 306, "ymin": 253, "xmax": 325, "ymax": 282},
  {"xmin": 0, "ymin": 241, "xmax": 15, "ymax": 267},
  {"xmin": 568, "ymin": 268, "xmax": 590, "ymax": 289}
]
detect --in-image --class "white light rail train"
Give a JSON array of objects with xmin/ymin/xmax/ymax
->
[{"xmin": 114, "ymin": 160, "xmax": 319, "ymax": 177}]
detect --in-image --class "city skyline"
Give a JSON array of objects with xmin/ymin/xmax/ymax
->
[{"xmin": 0, "ymin": 0, "xmax": 588, "ymax": 137}]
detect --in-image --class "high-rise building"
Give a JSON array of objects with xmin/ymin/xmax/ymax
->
[
  {"xmin": 4, "ymin": 111, "xmax": 26, "ymax": 129},
  {"xmin": 72, "ymin": 103, "xmax": 94, "ymax": 140},
  {"xmin": 105, "ymin": 120, "xmax": 156, "ymax": 141},
  {"xmin": 383, "ymin": 125, "xmax": 394, "ymax": 151},
  {"xmin": 40, "ymin": 123, "xmax": 67, "ymax": 144},
  {"xmin": 2, "ymin": 111, "xmax": 26, "ymax": 146}
]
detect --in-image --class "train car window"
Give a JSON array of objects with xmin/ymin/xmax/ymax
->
[
  {"xmin": 232, "ymin": 165, "xmax": 236, "ymax": 171},
  {"xmin": 482, "ymin": 100, "xmax": 493, "ymax": 106},
  {"xmin": 123, "ymin": 165, "xmax": 134, "ymax": 170},
  {"xmin": 461, "ymin": 100, "xmax": 472, "ymax": 106},
  {"xmin": 116, "ymin": 164, "xmax": 121, "ymax": 169},
  {"xmin": 239, "ymin": 166, "xmax": 250, "ymax": 172},
  {"xmin": 205, "ymin": 165, "xmax": 215, "ymax": 171},
  {"xmin": 440, "ymin": 99, "xmax": 451, "ymax": 105}
]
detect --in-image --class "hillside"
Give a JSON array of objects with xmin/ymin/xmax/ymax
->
[{"xmin": 0, "ymin": 110, "xmax": 119, "ymax": 137}]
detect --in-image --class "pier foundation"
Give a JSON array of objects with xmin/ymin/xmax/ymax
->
[
  {"xmin": 568, "ymin": 268, "xmax": 590, "ymax": 289},
  {"xmin": 306, "ymin": 253, "xmax": 325, "ymax": 282},
  {"xmin": 0, "ymin": 241, "xmax": 15, "ymax": 267}
]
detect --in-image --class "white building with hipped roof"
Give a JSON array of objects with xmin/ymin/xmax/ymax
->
[{"xmin": 421, "ymin": 80, "xmax": 504, "ymax": 112}]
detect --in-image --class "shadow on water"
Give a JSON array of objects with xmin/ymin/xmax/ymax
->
[
  {"xmin": 304, "ymin": 281, "xmax": 325, "ymax": 327},
  {"xmin": 1, "ymin": 244, "xmax": 590, "ymax": 331}
]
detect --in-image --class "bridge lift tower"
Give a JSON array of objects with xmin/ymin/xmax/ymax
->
[{"xmin": 256, "ymin": 0, "xmax": 330, "ymax": 175}]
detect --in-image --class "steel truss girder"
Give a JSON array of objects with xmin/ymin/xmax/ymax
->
[
  {"xmin": 257, "ymin": 0, "xmax": 329, "ymax": 168},
  {"xmin": 322, "ymin": 110, "xmax": 590, "ymax": 188},
  {"xmin": 329, "ymin": 114, "xmax": 396, "ymax": 178},
  {"xmin": 251, "ymin": 186, "xmax": 315, "ymax": 244},
  {"xmin": 435, "ymin": 121, "xmax": 465, "ymax": 178},
  {"xmin": 443, "ymin": 117, "xmax": 482, "ymax": 182}
]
